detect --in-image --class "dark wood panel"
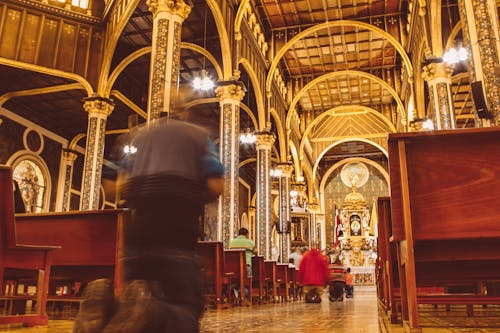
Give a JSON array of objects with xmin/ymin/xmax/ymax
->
[
  {"xmin": 404, "ymin": 129, "xmax": 500, "ymax": 240},
  {"xmin": 0, "ymin": 8, "xmax": 22, "ymax": 58},
  {"xmin": 74, "ymin": 26, "xmax": 90, "ymax": 78},
  {"xmin": 16, "ymin": 210, "xmax": 124, "ymax": 266},
  {"xmin": 18, "ymin": 13, "xmax": 41, "ymax": 63},
  {"xmin": 388, "ymin": 140, "xmax": 404, "ymax": 240},
  {"xmin": 56, "ymin": 23, "xmax": 77, "ymax": 72},
  {"xmin": 38, "ymin": 19, "xmax": 60, "ymax": 68}
]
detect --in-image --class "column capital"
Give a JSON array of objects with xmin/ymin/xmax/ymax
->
[
  {"xmin": 308, "ymin": 203, "xmax": 320, "ymax": 213},
  {"xmin": 147, "ymin": 0, "xmax": 192, "ymax": 19},
  {"xmin": 255, "ymin": 131, "xmax": 275, "ymax": 149},
  {"xmin": 291, "ymin": 181, "xmax": 306, "ymax": 195},
  {"xmin": 248, "ymin": 206, "xmax": 256, "ymax": 214},
  {"xmin": 422, "ymin": 62, "xmax": 454, "ymax": 82},
  {"xmin": 276, "ymin": 162, "xmax": 294, "ymax": 178},
  {"xmin": 83, "ymin": 96, "xmax": 115, "ymax": 118},
  {"xmin": 62, "ymin": 148, "xmax": 78, "ymax": 162},
  {"xmin": 215, "ymin": 81, "xmax": 246, "ymax": 101}
]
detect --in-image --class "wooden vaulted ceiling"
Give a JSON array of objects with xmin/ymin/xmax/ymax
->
[{"xmin": 0, "ymin": 0, "xmax": 478, "ymax": 190}]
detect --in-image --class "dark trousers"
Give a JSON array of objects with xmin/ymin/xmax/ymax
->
[{"xmin": 118, "ymin": 196, "xmax": 204, "ymax": 332}]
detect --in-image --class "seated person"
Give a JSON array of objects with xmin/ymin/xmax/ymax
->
[
  {"xmin": 328, "ymin": 259, "xmax": 346, "ymax": 302},
  {"xmin": 345, "ymin": 267, "xmax": 354, "ymax": 298},
  {"xmin": 229, "ymin": 227, "xmax": 256, "ymax": 277}
]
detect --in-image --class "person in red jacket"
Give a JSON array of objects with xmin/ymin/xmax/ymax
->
[{"xmin": 298, "ymin": 248, "xmax": 329, "ymax": 303}]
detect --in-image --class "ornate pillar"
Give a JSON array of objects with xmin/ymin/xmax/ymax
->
[
  {"xmin": 422, "ymin": 62, "xmax": 456, "ymax": 130},
  {"xmin": 215, "ymin": 81, "xmax": 245, "ymax": 246},
  {"xmin": 255, "ymin": 132, "xmax": 274, "ymax": 259},
  {"xmin": 308, "ymin": 203, "xmax": 320, "ymax": 249},
  {"xmin": 277, "ymin": 162, "xmax": 293, "ymax": 263},
  {"xmin": 56, "ymin": 149, "xmax": 78, "ymax": 212},
  {"xmin": 80, "ymin": 96, "xmax": 114, "ymax": 210},
  {"xmin": 458, "ymin": 0, "xmax": 500, "ymax": 125},
  {"xmin": 146, "ymin": 0, "xmax": 191, "ymax": 122}
]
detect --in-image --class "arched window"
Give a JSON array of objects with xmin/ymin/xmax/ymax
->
[{"xmin": 12, "ymin": 159, "xmax": 48, "ymax": 213}]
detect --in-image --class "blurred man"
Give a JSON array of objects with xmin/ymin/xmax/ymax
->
[
  {"xmin": 298, "ymin": 247, "xmax": 329, "ymax": 303},
  {"xmin": 74, "ymin": 114, "xmax": 224, "ymax": 333}
]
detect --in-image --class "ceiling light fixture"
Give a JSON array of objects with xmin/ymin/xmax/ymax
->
[
  {"xmin": 443, "ymin": 46, "xmax": 468, "ymax": 65},
  {"xmin": 192, "ymin": 5, "xmax": 214, "ymax": 91}
]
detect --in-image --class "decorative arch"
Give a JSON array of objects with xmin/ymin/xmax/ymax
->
[
  {"xmin": 289, "ymin": 142, "xmax": 300, "ymax": 179},
  {"xmin": 445, "ymin": 23, "xmax": 463, "ymax": 51},
  {"xmin": 269, "ymin": 108, "xmax": 286, "ymax": 162},
  {"xmin": 7, "ymin": 151, "xmax": 52, "ymax": 213},
  {"xmin": 239, "ymin": 58, "xmax": 266, "ymax": 129},
  {"xmin": 234, "ymin": 0, "xmax": 250, "ymax": 40},
  {"xmin": 318, "ymin": 157, "xmax": 390, "ymax": 197},
  {"xmin": 266, "ymin": 20, "xmax": 413, "ymax": 94},
  {"xmin": 285, "ymin": 70, "xmax": 406, "ymax": 130},
  {"xmin": 98, "ymin": 0, "xmax": 232, "ymax": 94},
  {"xmin": 0, "ymin": 58, "xmax": 93, "ymax": 96},
  {"xmin": 299, "ymin": 105, "xmax": 396, "ymax": 159},
  {"xmin": 312, "ymin": 138, "xmax": 388, "ymax": 180},
  {"xmin": 415, "ymin": 37, "xmax": 428, "ymax": 119},
  {"xmin": 104, "ymin": 43, "xmax": 223, "ymax": 97}
]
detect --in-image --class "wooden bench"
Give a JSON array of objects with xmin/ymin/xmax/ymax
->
[
  {"xmin": 388, "ymin": 128, "xmax": 500, "ymax": 332},
  {"xmin": 224, "ymin": 249, "xmax": 252, "ymax": 306},
  {"xmin": 276, "ymin": 264, "xmax": 290, "ymax": 302},
  {"xmin": 0, "ymin": 166, "xmax": 60, "ymax": 326},
  {"xmin": 393, "ymin": 294, "xmax": 500, "ymax": 317},
  {"xmin": 263, "ymin": 260, "xmax": 278, "ymax": 302},
  {"xmin": 15, "ymin": 209, "xmax": 126, "ymax": 299},
  {"xmin": 251, "ymin": 255, "xmax": 265, "ymax": 303},
  {"xmin": 196, "ymin": 241, "xmax": 233, "ymax": 309}
]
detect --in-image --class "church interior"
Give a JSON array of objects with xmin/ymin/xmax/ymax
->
[{"xmin": 0, "ymin": 0, "xmax": 500, "ymax": 332}]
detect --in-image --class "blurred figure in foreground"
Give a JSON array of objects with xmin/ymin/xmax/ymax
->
[
  {"xmin": 298, "ymin": 247, "xmax": 329, "ymax": 303},
  {"xmin": 74, "ymin": 113, "xmax": 224, "ymax": 333}
]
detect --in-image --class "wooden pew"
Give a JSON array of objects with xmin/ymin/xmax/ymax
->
[
  {"xmin": 388, "ymin": 128, "xmax": 500, "ymax": 332},
  {"xmin": 376, "ymin": 196, "xmax": 400, "ymax": 323},
  {"xmin": 0, "ymin": 166, "xmax": 60, "ymax": 326},
  {"xmin": 263, "ymin": 260, "xmax": 277, "ymax": 302},
  {"xmin": 224, "ymin": 249, "xmax": 251, "ymax": 305},
  {"xmin": 196, "ymin": 241, "xmax": 233, "ymax": 309},
  {"xmin": 15, "ymin": 209, "xmax": 126, "ymax": 298},
  {"xmin": 251, "ymin": 255, "xmax": 265, "ymax": 303},
  {"xmin": 288, "ymin": 267, "xmax": 298, "ymax": 300},
  {"xmin": 276, "ymin": 264, "xmax": 290, "ymax": 302}
]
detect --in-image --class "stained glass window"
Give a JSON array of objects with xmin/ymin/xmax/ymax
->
[{"xmin": 13, "ymin": 160, "xmax": 46, "ymax": 213}]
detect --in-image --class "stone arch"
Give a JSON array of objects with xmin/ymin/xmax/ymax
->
[
  {"xmin": 312, "ymin": 138, "xmax": 388, "ymax": 180},
  {"xmin": 298, "ymin": 105, "xmax": 396, "ymax": 160},
  {"xmin": 239, "ymin": 58, "xmax": 266, "ymax": 130},
  {"xmin": 286, "ymin": 70, "xmax": 406, "ymax": 130},
  {"xmin": 265, "ymin": 20, "xmax": 413, "ymax": 94}
]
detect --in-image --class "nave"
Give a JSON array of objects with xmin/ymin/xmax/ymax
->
[{"xmin": 1, "ymin": 286, "xmax": 499, "ymax": 333}]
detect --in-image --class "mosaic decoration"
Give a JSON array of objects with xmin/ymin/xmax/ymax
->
[
  {"xmin": 81, "ymin": 98, "xmax": 113, "ymax": 210},
  {"xmin": 80, "ymin": 116, "xmax": 96, "ymax": 210},
  {"xmin": 149, "ymin": 18, "xmax": 168, "ymax": 121},
  {"xmin": 277, "ymin": 163, "xmax": 293, "ymax": 263},
  {"xmin": 170, "ymin": 20, "xmax": 182, "ymax": 112},
  {"xmin": 436, "ymin": 82, "xmax": 452, "ymax": 129},
  {"xmin": 255, "ymin": 133, "xmax": 274, "ymax": 259},
  {"xmin": 13, "ymin": 159, "xmax": 46, "ymax": 213},
  {"xmin": 61, "ymin": 150, "xmax": 77, "ymax": 211},
  {"xmin": 422, "ymin": 62, "xmax": 455, "ymax": 129},
  {"xmin": 458, "ymin": 0, "xmax": 500, "ymax": 125}
]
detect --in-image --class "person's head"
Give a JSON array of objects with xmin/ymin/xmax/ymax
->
[
  {"xmin": 238, "ymin": 227, "xmax": 249, "ymax": 237},
  {"xmin": 346, "ymin": 267, "xmax": 351, "ymax": 273},
  {"xmin": 289, "ymin": 258, "xmax": 295, "ymax": 265}
]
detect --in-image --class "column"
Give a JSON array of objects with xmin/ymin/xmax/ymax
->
[
  {"xmin": 422, "ymin": 62, "xmax": 456, "ymax": 130},
  {"xmin": 80, "ymin": 96, "xmax": 114, "ymax": 210},
  {"xmin": 308, "ymin": 202, "xmax": 320, "ymax": 248},
  {"xmin": 458, "ymin": 0, "xmax": 500, "ymax": 125},
  {"xmin": 146, "ymin": 0, "xmax": 191, "ymax": 122},
  {"xmin": 215, "ymin": 81, "xmax": 245, "ymax": 246},
  {"xmin": 255, "ymin": 132, "xmax": 274, "ymax": 259},
  {"xmin": 277, "ymin": 162, "xmax": 293, "ymax": 263},
  {"xmin": 55, "ymin": 149, "xmax": 77, "ymax": 212}
]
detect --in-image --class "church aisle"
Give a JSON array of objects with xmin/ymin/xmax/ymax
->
[
  {"xmin": 1, "ymin": 286, "xmax": 499, "ymax": 332},
  {"xmin": 200, "ymin": 286, "xmax": 380, "ymax": 333}
]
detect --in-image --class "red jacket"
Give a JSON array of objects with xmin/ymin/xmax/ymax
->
[{"xmin": 297, "ymin": 249, "xmax": 329, "ymax": 286}]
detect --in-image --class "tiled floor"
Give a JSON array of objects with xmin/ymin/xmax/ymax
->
[{"xmin": 1, "ymin": 286, "xmax": 499, "ymax": 333}]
